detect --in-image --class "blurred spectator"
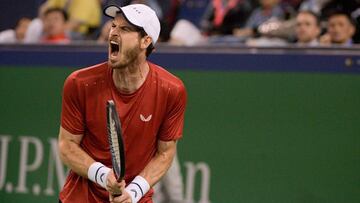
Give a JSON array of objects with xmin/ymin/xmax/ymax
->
[
  {"xmin": 24, "ymin": 2, "xmax": 49, "ymax": 43},
  {"xmin": 233, "ymin": 0, "xmax": 285, "ymax": 38},
  {"xmin": 320, "ymin": 0, "xmax": 360, "ymax": 43},
  {"xmin": 153, "ymin": 154, "xmax": 184, "ymax": 203},
  {"xmin": 45, "ymin": 0, "xmax": 101, "ymax": 39},
  {"xmin": 299, "ymin": 0, "xmax": 330, "ymax": 15},
  {"xmin": 42, "ymin": 8, "xmax": 70, "ymax": 44},
  {"xmin": 320, "ymin": 0, "xmax": 360, "ymax": 19},
  {"xmin": 169, "ymin": 19, "xmax": 205, "ymax": 46},
  {"xmin": 168, "ymin": 0, "xmax": 210, "ymax": 46},
  {"xmin": 295, "ymin": 11, "xmax": 321, "ymax": 45},
  {"xmin": 200, "ymin": 0, "xmax": 253, "ymax": 36},
  {"xmin": 157, "ymin": 0, "xmax": 181, "ymax": 42},
  {"xmin": 244, "ymin": 15, "xmax": 293, "ymax": 46},
  {"xmin": 0, "ymin": 18, "xmax": 30, "ymax": 43},
  {"xmin": 320, "ymin": 12, "xmax": 356, "ymax": 46},
  {"xmin": 97, "ymin": 20, "xmax": 112, "ymax": 43},
  {"xmin": 280, "ymin": 0, "xmax": 303, "ymax": 20},
  {"xmin": 282, "ymin": 0, "xmax": 303, "ymax": 11},
  {"xmin": 176, "ymin": 0, "xmax": 210, "ymax": 27}
]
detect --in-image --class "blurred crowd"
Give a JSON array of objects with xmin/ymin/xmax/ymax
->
[{"xmin": 1, "ymin": 0, "xmax": 360, "ymax": 47}]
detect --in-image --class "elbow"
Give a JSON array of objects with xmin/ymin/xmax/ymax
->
[
  {"xmin": 157, "ymin": 147, "xmax": 176, "ymax": 167},
  {"xmin": 58, "ymin": 139, "xmax": 67, "ymax": 163},
  {"xmin": 156, "ymin": 140, "xmax": 177, "ymax": 161}
]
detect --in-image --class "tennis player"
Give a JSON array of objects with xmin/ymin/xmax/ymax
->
[{"xmin": 58, "ymin": 4, "xmax": 187, "ymax": 203}]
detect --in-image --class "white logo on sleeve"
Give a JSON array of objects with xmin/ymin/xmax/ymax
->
[{"xmin": 140, "ymin": 114, "xmax": 152, "ymax": 122}]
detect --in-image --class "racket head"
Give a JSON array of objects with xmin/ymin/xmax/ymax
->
[{"xmin": 106, "ymin": 100, "xmax": 126, "ymax": 181}]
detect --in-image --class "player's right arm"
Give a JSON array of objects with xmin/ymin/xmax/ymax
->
[
  {"xmin": 58, "ymin": 126, "xmax": 124, "ymax": 192},
  {"xmin": 60, "ymin": 74, "xmax": 97, "ymax": 179},
  {"xmin": 60, "ymin": 73, "xmax": 122, "ymax": 192},
  {"xmin": 58, "ymin": 126, "xmax": 93, "ymax": 177}
]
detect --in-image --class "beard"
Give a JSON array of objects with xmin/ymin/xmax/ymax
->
[{"xmin": 109, "ymin": 44, "xmax": 141, "ymax": 69}]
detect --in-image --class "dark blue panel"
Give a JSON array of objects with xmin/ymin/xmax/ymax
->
[
  {"xmin": 149, "ymin": 53, "xmax": 360, "ymax": 73},
  {"xmin": 0, "ymin": 50, "xmax": 107, "ymax": 68},
  {"xmin": 1, "ymin": 45, "xmax": 360, "ymax": 74}
]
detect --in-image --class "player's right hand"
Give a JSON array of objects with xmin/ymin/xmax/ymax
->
[
  {"xmin": 109, "ymin": 190, "xmax": 132, "ymax": 203},
  {"xmin": 106, "ymin": 170, "xmax": 125, "ymax": 195}
]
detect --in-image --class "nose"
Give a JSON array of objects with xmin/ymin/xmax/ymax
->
[
  {"xmin": 110, "ymin": 28, "xmax": 119, "ymax": 38},
  {"xmin": 109, "ymin": 26, "xmax": 122, "ymax": 38}
]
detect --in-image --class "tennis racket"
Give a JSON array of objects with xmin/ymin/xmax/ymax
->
[{"xmin": 106, "ymin": 100, "xmax": 126, "ymax": 182}]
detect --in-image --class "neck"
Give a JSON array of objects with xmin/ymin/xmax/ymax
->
[{"xmin": 112, "ymin": 59, "xmax": 149, "ymax": 94}]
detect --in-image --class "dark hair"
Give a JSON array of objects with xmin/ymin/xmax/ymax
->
[
  {"xmin": 139, "ymin": 29, "xmax": 155, "ymax": 57},
  {"xmin": 298, "ymin": 10, "xmax": 320, "ymax": 26},
  {"xmin": 328, "ymin": 11, "xmax": 356, "ymax": 26},
  {"xmin": 44, "ymin": 8, "xmax": 68, "ymax": 21}
]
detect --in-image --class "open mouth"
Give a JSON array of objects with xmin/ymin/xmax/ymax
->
[{"xmin": 110, "ymin": 40, "xmax": 120, "ymax": 56}]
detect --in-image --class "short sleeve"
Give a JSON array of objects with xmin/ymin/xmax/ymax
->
[
  {"xmin": 60, "ymin": 73, "xmax": 85, "ymax": 135},
  {"xmin": 158, "ymin": 83, "xmax": 187, "ymax": 141}
]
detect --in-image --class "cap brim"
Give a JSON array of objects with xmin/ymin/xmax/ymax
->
[
  {"xmin": 103, "ymin": 5, "xmax": 121, "ymax": 18},
  {"xmin": 103, "ymin": 4, "xmax": 143, "ymax": 30}
]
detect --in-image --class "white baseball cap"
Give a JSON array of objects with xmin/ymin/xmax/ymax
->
[{"xmin": 104, "ymin": 4, "xmax": 161, "ymax": 45}]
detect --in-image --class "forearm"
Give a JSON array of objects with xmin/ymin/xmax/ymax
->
[
  {"xmin": 58, "ymin": 127, "xmax": 95, "ymax": 177},
  {"xmin": 139, "ymin": 140, "xmax": 177, "ymax": 186},
  {"xmin": 59, "ymin": 127, "xmax": 114, "ymax": 190},
  {"xmin": 120, "ymin": 140, "xmax": 177, "ymax": 203}
]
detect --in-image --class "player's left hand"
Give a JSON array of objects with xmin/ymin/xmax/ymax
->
[
  {"xmin": 109, "ymin": 190, "xmax": 132, "ymax": 203},
  {"xmin": 106, "ymin": 170, "xmax": 125, "ymax": 195}
]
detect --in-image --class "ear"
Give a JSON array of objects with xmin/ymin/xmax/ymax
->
[
  {"xmin": 140, "ymin": 36, "xmax": 152, "ymax": 49},
  {"xmin": 349, "ymin": 24, "xmax": 356, "ymax": 37},
  {"xmin": 315, "ymin": 27, "xmax": 321, "ymax": 37}
]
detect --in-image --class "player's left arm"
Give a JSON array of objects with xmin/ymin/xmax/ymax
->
[
  {"xmin": 140, "ymin": 82, "xmax": 186, "ymax": 186},
  {"xmin": 111, "ymin": 82, "xmax": 186, "ymax": 203},
  {"xmin": 140, "ymin": 139, "xmax": 177, "ymax": 186},
  {"xmin": 110, "ymin": 140, "xmax": 177, "ymax": 203}
]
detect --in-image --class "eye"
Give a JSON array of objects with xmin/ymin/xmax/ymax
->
[
  {"xmin": 111, "ymin": 22, "xmax": 116, "ymax": 28},
  {"xmin": 120, "ymin": 26, "xmax": 131, "ymax": 32}
]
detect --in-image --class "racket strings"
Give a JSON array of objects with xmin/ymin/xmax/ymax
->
[
  {"xmin": 107, "ymin": 100, "xmax": 125, "ymax": 180},
  {"xmin": 109, "ymin": 110, "xmax": 122, "ymax": 167}
]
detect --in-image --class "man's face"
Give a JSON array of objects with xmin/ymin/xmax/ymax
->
[
  {"xmin": 327, "ymin": 15, "xmax": 355, "ymax": 44},
  {"xmin": 43, "ymin": 11, "xmax": 66, "ymax": 37},
  {"xmin": 295, "ymin": 12, "xmax": 320, "ymax": 43},
  {"xmin": 108, "ymin": 15, "xmax": 144, "ymax": 69}
]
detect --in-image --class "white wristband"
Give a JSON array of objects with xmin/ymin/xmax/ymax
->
[
  {"xmin": 125, "ymin": 176, "xmax": 150, "ymax": 203},
  {"xmin": 87, "ymin": 162, "xmax": 111, "ymax": 189}
]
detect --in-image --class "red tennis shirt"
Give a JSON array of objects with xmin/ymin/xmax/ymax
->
[{"xmin": 59, "ymin": 61, "xmax": 187, "ymax": 203}]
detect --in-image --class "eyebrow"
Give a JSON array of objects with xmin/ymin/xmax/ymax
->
[{"xmin": 111, "ymin": 22, "xmax": 143, "ymax": 33}]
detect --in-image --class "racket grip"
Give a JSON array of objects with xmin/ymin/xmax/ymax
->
[{"xmin": 112, "ymin": 176, "xmax": 123, "ymax": 196}]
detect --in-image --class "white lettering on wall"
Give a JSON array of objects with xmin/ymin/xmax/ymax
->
[
  {"xmin": 0, "ymin": 135, "xmax": 212, "ymax": 202},
  {"xmin": 44, "ymin": 138, "xmax": 67, "ymax": 195},
  {"xmin": 184, "ymin": 162, "xmax": 211, "ymax": 203},
  {"xmin": 0, "ymin": 135, "xmax": 11, "ymax": 190},
  {"xmin": 15, "ymin": 136, "xmax": 44, "ymax": 193}
]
